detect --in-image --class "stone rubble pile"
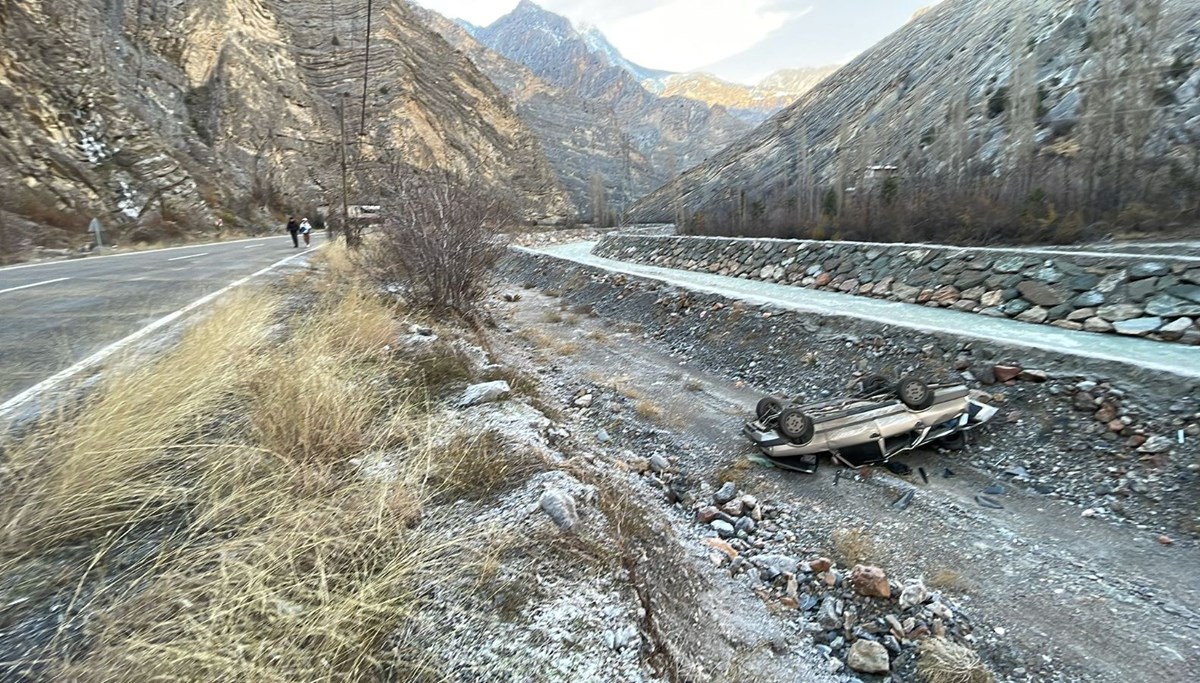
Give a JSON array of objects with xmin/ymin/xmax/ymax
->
[{"xmin": 686, "ymin": 480, "xmax": 983, "ymax": 678}]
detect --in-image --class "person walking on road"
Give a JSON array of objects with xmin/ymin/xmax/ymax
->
[
  {"xmin": 286, "ymin": 217, "xmax": 300, "ymax": 248},
  {"xmin": 300, "ymin": 217, "xmax": 312, "ymax": 247}
]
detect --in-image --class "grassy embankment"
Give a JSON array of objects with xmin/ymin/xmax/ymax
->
[{"xmin": 0, "ymin": 243, "xmax": 526, "ymax": 681}]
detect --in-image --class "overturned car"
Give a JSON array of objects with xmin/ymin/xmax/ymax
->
[{"xmin": 743, "ymin": 376, "xmax": 998, "ymax": 473}]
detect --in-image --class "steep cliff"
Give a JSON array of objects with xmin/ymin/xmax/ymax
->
[
  {"xmin": 0, "ymin": 0, "xmax": 568, "ymax": 252},
  {"xmin": 634, "ymin": 0, "xmax": 1200, "ymax": 240},
  {"xmin": 467, "ymin": 0, "xmax": 750, "ymax": 216},
  {"xmin": 657, "ymin": 67, "xmax": 839, "ymax": 124}
]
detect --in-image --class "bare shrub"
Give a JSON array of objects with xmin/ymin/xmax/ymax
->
[
  {"xmin": 364, "ymin": 169, "xmax": 514, "ymax": 318},
  {"xmin": 918, "ymin": 638, "xmax": 995, "ymax": 683},
  {"xmin": 831, "ymin": 527, "xmax": 877, "ymax": 565}
]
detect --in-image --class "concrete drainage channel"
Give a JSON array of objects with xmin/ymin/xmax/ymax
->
[{"xmin": 496, "ymin": 245, "xmax": 1200, "ymax": 681}]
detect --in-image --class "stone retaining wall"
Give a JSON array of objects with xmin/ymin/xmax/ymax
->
[{"xmin": 592, "ymin": 235, "xmax": 1200, "ymax": 345}]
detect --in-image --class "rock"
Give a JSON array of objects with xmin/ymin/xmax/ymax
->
[
  {"xmin": 817, "ymin": 597, "xmax": 842, "ymax": 630},
  {"xmin": 994, "ymin": 256, "xmax": 1027, "ymax": 274},
  {"xmin": 721, "ymin": 499, "xmax": 746, "ymax": 517},
  {"xmin": 1018, "ymin": 369, "xmax": 1048, "ymax": 383},
  {"xmin": 696, "ymin": 506, "xmax": 728, "ymax": 524},
  {"xmin": 714, "ymin": 481, "xmax": 738, "ymax": 505},
  {"xmin": 1146, "ymin": 295, "xmax": 1200, "ymax": 318},
  {"xmin": 1113, "ymin": 317, "xmax": 1163, "ymax": 336},
  {"xmin": 1001, "ymin": 299, "xmax": 1032, "ymax": 316},
  {"xmin": 1158, "ymin": 535, "xmax": 1174, "ymax": 545},
  {"xmin": 899, "ymin": 581, "xmax": 930, "ymax": 610},
  {"xmin": 573, "ymin": 393, "xmax": 594, "ymax": 408},
  {"xmin": 849, "ymin": 565, "xmax": 891, "ymax": 598},
  {"xmin": 735, "ymin": 516, "xmax": 757, "ymax": 535},
  {"xmin": 1018, "ymin": 280, "xmax": 1066, "ymax": 307},
  {"xmin": 1084, "ymin": 317, "xmax": 1114, "ymax": 333},
  {"xmin": 846, "ymin": 639, "xmax": 890, "ymax": 675},
  {"xmin": 740, "ymin": 494, "xmax": 759, "ymax": 509},
  {"xmin": 539, "ymin": 489, "xmax": 579, "ymax": 531},
  {"xmin": 649, "ymin": 454, "xmax": 671, "ymax": 473},
  {"xmin": 931, "ymin": 285, "xmax": 960, "ymax": 303},
  {"xmin": 1016, "ymin": 306, "xmax": 1049, "ymax": 323},
  {"xmin": 456, "ymin": 381, "xmax": 512, "ymax": 408},
  {"xmin": 711, "ymin": 520, "xmax": 736, "ymax": 538},
  {"xmin": 809, "ymin": 557, "xmax": 833, "ymax": 573},
  {"xmin": 596, "ymin": 429, "xmax": 612, "ymax": 443},
  {"xmin": 993, "ymin": 365, "xmax": 1022, "ymax": 382},
  {"xmin": 1128, "ymin": 277, "xmax": 1159, "ymax": 303},
  {"xmin": 1129, "ymin": 262, "xmax": 1170, "ymax": 279},
  {"xmin": 1068, "ymin": 307, "xmax": 1096, "ymax": 321},
  {"xmin": 753, "ymin": 554, "xmax": 799, "ymax": 581},
  {"xmin": 1139, "ymin": 435, "xmax": 1173, "ymax": 453},
  {"xmin": 1073, "ymin": 290, "xmax": 1106, "ymax": 308},
  {"xmin": 1066, "ymin": 274, "xmax": 1101, "ymax": 291},
  {"xmin": 1095, "ymin": 271, "xmax": 1128, "ymax": 293},
  {"xmin": 1159, "ymin": 317, "xmax": 1195, "ymax": 341},
  {"xmin": 981, "ymin": 289, "xmax": 1005, "ymax": 307},
  {"xmin": 1098, "ymin": 304, "xmax": 1145, "ymax": 322},
  {"xmin": 1167, "ymin": 284, "xmax": 1200, "ymax": 304}
]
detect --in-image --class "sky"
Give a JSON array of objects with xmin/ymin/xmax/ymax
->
[{"xmin": 415, "ymin": 0, "xmax": 941, "ymax": 84}]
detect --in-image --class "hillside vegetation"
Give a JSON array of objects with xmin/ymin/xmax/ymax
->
[{"xmin": 635, "ymin": 0, "xmax": 1200, "ymax": 245}]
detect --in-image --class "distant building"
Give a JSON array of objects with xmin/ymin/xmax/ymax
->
[{"xmin": 862, "ymin": 165, "xmax": 899, "ymax": 181}]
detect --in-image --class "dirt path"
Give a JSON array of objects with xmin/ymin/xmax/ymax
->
[{"xmin": 495, "ymin": 287, "xmax": 1200, "ymax": 682}]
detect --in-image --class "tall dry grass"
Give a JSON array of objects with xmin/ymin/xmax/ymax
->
[{"xmin": 0, "ymin": 267, "xmax": 475, "ymax": 682}]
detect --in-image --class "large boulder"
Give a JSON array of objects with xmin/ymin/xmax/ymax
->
[
  {"xmin": 849, "ymin": 565, "xmax": 891, "ymax": 598},
  {"xmin": 846, "ymin": 639, "xmax": 890, "ymax": 674}
]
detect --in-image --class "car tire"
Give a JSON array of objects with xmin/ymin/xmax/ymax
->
[
  {"xmin": 777, "ymin": 407, "xmax": 815, "ymax": 444},
  {"xmin": 756, "ymin": 397, "xmax": 784, "ymax": 422},
  {"xmin": 897, "ymin": 376, "xmax": 935, "ymax": 410},
  {"xmin": 858, "ymin": 374, "xmax": 891, "ymax": 397}
]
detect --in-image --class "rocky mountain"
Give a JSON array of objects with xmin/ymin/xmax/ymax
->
[
  {"xmin": 417, "ymin": 6, "xmax": 659, "ymax": 217},
  {"xmin": 0, "ymin": 0, "xmax": 568, "ymax": 253},
  {"xmin": 634, "ymin": 0, "xmax": 1200, "ymax": 241},
  {"xmin": 465, "ymin": 0, "xmax": 751, "ymax": 216},
  {"xmin": 656, "ymin": 67, "xmax": 839, "ymax": 124}
]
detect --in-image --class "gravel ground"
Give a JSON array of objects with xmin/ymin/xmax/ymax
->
[{"xmin": 492, "ymin": 247, "xmax": 1200, "ymax": 682}]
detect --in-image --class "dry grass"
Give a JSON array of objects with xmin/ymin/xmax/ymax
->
[
  {"xmin": 917, "ymin": 638, "xmax": 995, "ymax": 683},
  {"xmin": 928, "ymin": 569, "xmax": 976, "ymax": 594},
  {"xmin": 557, "ymin": 341, "xmax": 581, "ymax": 356},
  {"xmin": 684, "ymin": 378, "xmax": 704, "ymax": 392},
  {"xmin": 634, "ymin": 400, "xmax": 665, "ymax": 423},
  {"xmin": 542, "ymin": 311, "xmax": 564, "ymax": 324},
  {"xmin": 429, "ymin": 430, "xmax": 545, "ymax": 503},
  {"xmin": 715, "ymin": 458, "xmax": 754, "ymax": 488},
  {"xmin": 0, "ymin": 276, "xmax": 483, "ymax": 681},
  {"xmin": 586, "ymin": 329, "xmax": 608, "ymax": 343},
  {"xmin": 831, "ymin": 527, "xmax": 877, "ymax": 566}
]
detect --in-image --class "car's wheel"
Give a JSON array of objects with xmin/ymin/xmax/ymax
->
[
  {"xmin": 777, "ymin": 407, "xmax": 815, "ymax": 444},
  {"xmin": 756, "ymin": 396, "xmax": 784, "ymax": 422},
  {"xmin": 897, "ymin": 376, "xmax": 935, "ymax": 410},
  {"xmin": 858, "ymin": 374, "xmax": 891, "ymax": 397}
]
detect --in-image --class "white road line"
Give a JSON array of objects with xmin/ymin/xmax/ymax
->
[
  {"xmin": 0, "ymin": 236, "xmax": 286, "ymax": 273},
  {"xmin": 167, "ymin": 252, "xmax": 209, "ymax": 262},
  {"xmin": 243, "ymin": 244, "xmax": 264, "ymax": 249},
  {"xmin": 0, "ymin": 277, "xmax": 71, "ymax": 295},
  {"xmin": 0, "ymin": 246, "xmax": 323, "ymax": 419}
]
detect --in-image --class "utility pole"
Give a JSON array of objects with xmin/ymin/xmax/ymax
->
[
  {"xmin": 339, "ymin": 95, "xmax": 351, "ymax": 243},
  {"xmin": 360, "ymin": 0, "xmax": 374, "ymax": 138}
]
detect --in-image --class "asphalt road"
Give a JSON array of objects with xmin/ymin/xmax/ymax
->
[{"xmin": 0, "ymin": 234, "xmax": 323, "ymax": 406}]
